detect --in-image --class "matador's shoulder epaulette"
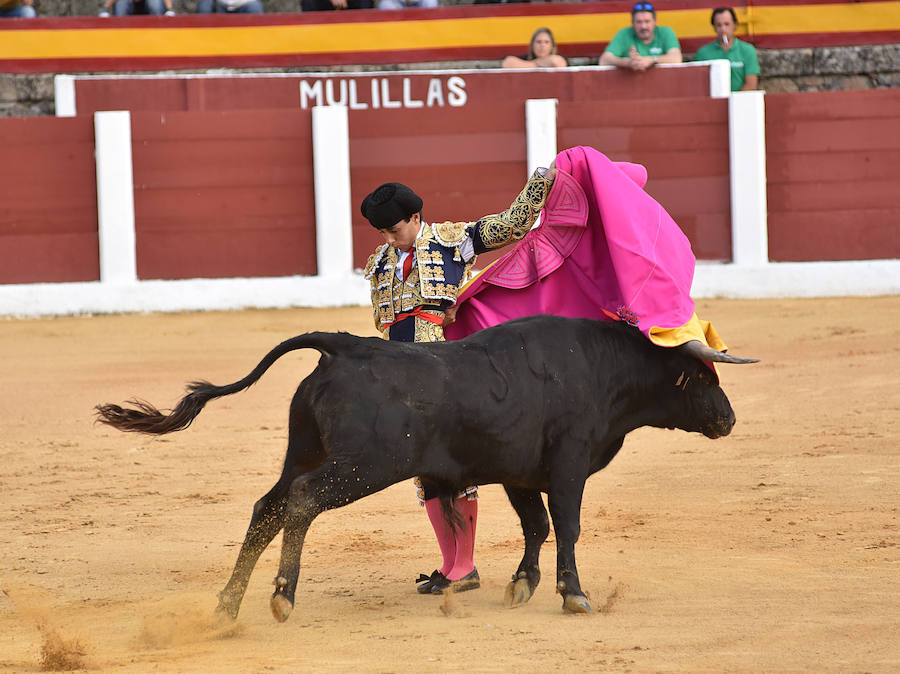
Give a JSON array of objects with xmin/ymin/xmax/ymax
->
[{"xmin": 430, "ymin": 221, "xmax": 469, "ymax": 247}]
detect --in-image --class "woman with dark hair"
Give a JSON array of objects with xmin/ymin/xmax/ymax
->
[{"xmin": 502, "ymin": 27, "xmax": 568, "ymax": 69}]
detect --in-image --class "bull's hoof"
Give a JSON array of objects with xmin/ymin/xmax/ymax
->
[
  {"xmin": 270, "ymin": 576, "xmax": 293, "ymax": 623},
  {"xmin": 562, "ymin": 594, "xmax": 592, "ymax": 614},
  {"xmin": 215, "ymin": 600, "xmax": 239, "ymax": 621},
  {"xmin": 270, "ymin": 593, "xmax": 293, "ymax": 623},
  {"xmin": 557, "ymin": 580, "xmax": 592, "ymax": 614},
  {"xmin": 503, "ymin": 573, "xmax": 534, "ymax": 608},
  {"xmin": 215, "ymin": 589, "xmax": 241, "ymax": 621}
]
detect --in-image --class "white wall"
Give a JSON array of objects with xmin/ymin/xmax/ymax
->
[{"xmin": 3, "ymin": 259, "xmax": 898, "ymax": 319}]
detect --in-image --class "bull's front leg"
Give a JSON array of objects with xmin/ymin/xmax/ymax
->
[
  {"xmin": 547, "ymin": 471, "xmax": 591, "ymax": 614},
  {"xmin": 502, "ymin": 486, "xmax": 549, "ymax": 608}
]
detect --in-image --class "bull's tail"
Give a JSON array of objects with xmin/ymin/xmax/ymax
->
[{"xmin": 95, "ymin": 332, "xmax": 340, "ymax": 435}]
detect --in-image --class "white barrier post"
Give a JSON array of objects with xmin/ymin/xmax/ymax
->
[
  {"xmin": 312, "ymin": 105, "xmax": 354, "ymax": 277},
  {"xmin": 709, "ymin": 60, "xmax": 732, "ymax": 99},
  {"xmin": 94, "ymin": 110, "xmax": 137, "ymax": 284},
  {"xmin": 54, "ymin": 75, "xmax": 77, "ymax": 117},
  {"xmin": 728, "ymin": 90, "xmax": 769, "ymax": 266},
  {"xmin": 526, "ymin": 98, "xmax": 558, "ymax": 176}
]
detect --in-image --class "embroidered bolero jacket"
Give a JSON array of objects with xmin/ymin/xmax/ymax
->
[{"xmin": 365, "ymin": 169, "xmax": 554, "ymax": 336}]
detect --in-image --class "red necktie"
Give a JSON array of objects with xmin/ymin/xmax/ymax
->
[{"xmin": 402, "ymin": 249, "xmax": 413, "ymax": 282}]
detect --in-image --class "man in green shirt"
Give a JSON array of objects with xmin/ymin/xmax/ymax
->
[
  {"xmin": 599, "ymin": 2, "xmax": 682, "ymax": 71},
  {"xmin": 694, "ymin": 7, "xmax": 760, "ymax": 91}
]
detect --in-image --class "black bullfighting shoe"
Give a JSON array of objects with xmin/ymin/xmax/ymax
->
[
  {"xmin": 433, "ymin": 568, "xmax": 480, "ymax": 594},
  {"xmin": 416, "ymin": 570, "xmax": 449, "ymax": 594}
]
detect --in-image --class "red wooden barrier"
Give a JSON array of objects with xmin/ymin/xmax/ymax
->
[
  {"xmin": 69, "ymin": 68, "xmax": 715, "ymax": 117},
  {"xmin": 3, "ymin": 87, "xmax": 899, "ymax": 289},
  {"xmin": 71, "ymin": 69, "xmax": 732, "ymax": 266},
  {"xmin": 0, "ymin": 116, "xmax": 99, "ymax": 284},
  {"xmin": 130, "ymin": 108, "xmax": 317, "ymax": 280},
  {"xmin": 348, "ymin": 101, "xmax": 528, "ymax": 271},
  {"xmin": 558, "ymin": 96, "xmax": 732, "ymax": 261},
  {"xmin": 765, "ymin": 89, "xmax": 900, "ymax": 262}
]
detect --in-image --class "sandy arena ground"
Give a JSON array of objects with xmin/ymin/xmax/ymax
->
[{"xmin": 1, "ymin": 297, "xmax": 897, "ymax": 673}]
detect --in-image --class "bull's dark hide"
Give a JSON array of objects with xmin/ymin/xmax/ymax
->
[{"xmin": 96, "ymin": 315, "xmax": 744, "ymax": 620}]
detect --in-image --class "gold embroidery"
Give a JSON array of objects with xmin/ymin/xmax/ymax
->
[
  {"xmin": 419, "ymin": 250, "xmax": 444, "ymax": 264},
  {"xmin": 400, "ymin": 290, "xmax": 417, "ymax": 312},
  {"xmin": 364, "ymin": 253, "xmax": 377, "ymax": 278},
  {"xmin": 475, "ymin": 169, "xmax": 553, "ymax": 250},
  {"xmin": 370, "ymin": 246, "xmax": 398, "ymax": 329},
  {"xmin": 419, "ymin": 264, "xmax": 445, "ymax": 281},
  {"xmin": 413, "ymin": 315, "xmax": 445, "ymax": 343},
  {"xmin": 431, "ymin": 221, "xmax": 469, "ymax": 247},
  {"xmin": 417, "ymin": 226, "xmax": 436, "ymax": 244},
  {"xmin": 368, "ymin": 223, "xmax": 474, "ymax": 332}
]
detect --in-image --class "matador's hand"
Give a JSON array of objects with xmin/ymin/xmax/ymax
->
[{"xmin": 442, "ymin": 305, "xmax": 459, "ymax": 327}]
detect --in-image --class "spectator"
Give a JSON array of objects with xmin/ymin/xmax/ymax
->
[
  {"xmin": 599, "ymin": 2, "xmax": 682, "ymax": 71},
  {"xmin": 0, "ymin": 0, "xmax": 36, "ymax": 17},
  {"xmin": 100, "ymin": 0, "xmax": 174, "ymax": 15},
  {"xmin": 694, "ymin": 7, "xmax": 760, "ymax": 91},
  {"xmin": 378, "ymin": 0, "xmax": 437, "ymax": 8},
  {"xmin": 502, "ymin": 27, "xmax": 568, "ymax": 69},
  {"xmin": 301, "ymin": 0, "xmax": 372, "ymax": 10},
  {"xmin": 197, "ymin": 0, "xmax": 262, "ymax": 12}
]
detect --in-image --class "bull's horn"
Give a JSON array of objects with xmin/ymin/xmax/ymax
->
[{"xmin": 680, "ymin": 340, "xmax": 759, "ymax": 364}]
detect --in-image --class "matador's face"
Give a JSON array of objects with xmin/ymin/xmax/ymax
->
[{"xmin": 380, "ymin": 212, "xmax": 421, "ymax": 252}]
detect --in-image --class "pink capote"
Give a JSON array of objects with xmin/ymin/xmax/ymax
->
[{"xmin": 444, "ymin": 146, "xmax": 697, "ymax": 343}]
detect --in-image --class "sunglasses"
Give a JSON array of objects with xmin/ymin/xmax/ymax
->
[{"xmin": 632, "ymin": 2, "xmax": 654, "ymax": 11}]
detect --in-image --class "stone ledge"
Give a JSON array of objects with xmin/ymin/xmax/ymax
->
[{"xmin": 758, "ymin": 44, "xmax": 900, "ymax": 77}]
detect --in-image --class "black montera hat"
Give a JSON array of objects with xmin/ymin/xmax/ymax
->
[{"xmin": 360, "ymin": 182, "xmax": 423, "ymax": 230}]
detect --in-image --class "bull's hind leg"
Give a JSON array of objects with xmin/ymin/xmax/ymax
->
[
  {"xmin": 548, "ymin": 473, "xmax": 591, "ymax": 614},
  {"xmin": 218, "ymin": 405, "xmax": 326, "ymax": 620},
  {"xmin": 269, "ymin": 461, "xmax": 398, "ymax": 623},
  {"xmin": 502, "ymin": 486, "xmax": 549, "ymax": 608},
  {"xmin": 216, "ymin": 479, "xmax": 291, "ymax": 619},
  {"xmin": 269, "ymin": 488, "xmax": 317, "ymax": 624}
]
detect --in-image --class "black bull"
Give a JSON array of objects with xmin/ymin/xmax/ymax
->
[{"xmin": 95, "ymin": 315, "xmax": 756, "ymax": 621}]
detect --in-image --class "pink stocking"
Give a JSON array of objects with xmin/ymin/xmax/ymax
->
[
  {"xmin": 424, "ymin": 497, "xmax": 456, "ymax": 576},
  {"xmin": 447, "ymin": 496, "xmax": 478, "ymax": 581}
]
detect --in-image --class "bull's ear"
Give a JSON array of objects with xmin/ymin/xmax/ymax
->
[{"xmin": 679, "ymin": 340, "xmax": 760, "ymax": 364}]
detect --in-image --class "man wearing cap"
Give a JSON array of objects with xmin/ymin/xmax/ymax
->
[
  {"xmin": 361, "ymin": 168, "xmax": 555, "ymax": 595},
  {"xmin": 599, "ymin": 2, "xmax": 682, "ymax": 71}
]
